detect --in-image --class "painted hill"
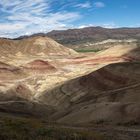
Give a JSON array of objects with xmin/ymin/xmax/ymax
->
[
  {"xmin": 0, "ymin": 36, "xmax": 77, "ymax": 57},
  {"xmin": 36, "ymin": 45, "xmax": 140, "ymax": 124},
  {"xmin": 0, "ymin": 35, "xmax": 140, "ymax": 127}
]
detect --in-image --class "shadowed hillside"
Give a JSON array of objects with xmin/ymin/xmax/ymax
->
[{"xmin": 39, "ymin": 62, "xmax": 140, "ymax": 125}]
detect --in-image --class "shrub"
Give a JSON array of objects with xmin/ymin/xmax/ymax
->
[{"xmin": 0, "ymin": 117, "xmax": 106, "ymax": 140}]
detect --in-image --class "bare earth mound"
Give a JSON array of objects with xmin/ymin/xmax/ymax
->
[
  {"xmin": 22, "ymin": 59, "xmax": 56, "ymax": 74},
  {"xmin": 0, "ymin": 36, "xmax": 77, "ymax": 57},
  {"xmin": 39, "ymin": 62, "xmax": 140, "ymax": 124}
]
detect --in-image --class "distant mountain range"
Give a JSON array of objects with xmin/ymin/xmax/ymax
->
[{"xmin": 14, "ymin": 27, "xmax": 140, "ymax": 46}]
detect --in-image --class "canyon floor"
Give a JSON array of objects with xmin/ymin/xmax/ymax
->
[{"xmin": 0, "ymin": 36, "xmax": 140, "ymax": 140}]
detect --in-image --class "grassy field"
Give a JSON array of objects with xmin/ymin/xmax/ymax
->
[{"xmin": 0, "ymin": 116, "xmax": 107, "ymax": 140}]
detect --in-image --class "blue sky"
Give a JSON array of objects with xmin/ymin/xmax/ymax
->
[{"xmin": 0, "ymin": 0, "xmax": 140, "ymax": 38}]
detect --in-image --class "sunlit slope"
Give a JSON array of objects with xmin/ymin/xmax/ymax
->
[{"xmin": 0, "ymin": 36, "xmax": 77, "ymax": 57}]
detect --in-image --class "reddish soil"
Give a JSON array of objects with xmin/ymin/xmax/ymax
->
[
  {"xmin": 70, "ymin": 56, "xmax": 137, "ymax": 65},
  {"xmin": 23, "ymin": 60, "xmax": 56, "ymax": 72}
]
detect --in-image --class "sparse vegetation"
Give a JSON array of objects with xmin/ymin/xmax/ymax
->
[{"xmin": 0, "ymin": 117, "xmax": 106, "ymax": 140}]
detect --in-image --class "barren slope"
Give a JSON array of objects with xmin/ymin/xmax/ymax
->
[
  {"xmin": 0, "ymin": 36, "xmax": 77, "ymax": 57},
  {"xmin": 0, "ymin": 36, "xmax": 140, "ymax": 125},
  {"xmin": 39, "ymin": 62, "xmax": 140, "ymax": 124},
  {"xmin": 35, "ymin": 45, "xmax": 140, "ymax": 124},
  {"xmin": 0, "ymin": 36, "xmax": 78, "ymax": 117}
]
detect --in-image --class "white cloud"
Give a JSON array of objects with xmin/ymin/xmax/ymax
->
[
  {"xmin": 0, "ymin": 23, "xmax": 27, "ymax": 31},
  {"xmin": 75, "ymin": 1, "xmax": 105, "ymax": 9},
  {"xmin": 78, "ymin": 22, "xmax": 118, "ymax": 29},
  {"xmin": 94, "ymin": 2, "xmax": 105, "ymax": 8},
  {"xmin": 0, "ymin": 0, "xmax": 81, "ymax": 38},
  {"xmin": 78, "ymin": 24, "xmax": 94, "ymax": 29},
  {"xmin": 75, "ymin": 2, "xmax": 91, "ymax": 8}
]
